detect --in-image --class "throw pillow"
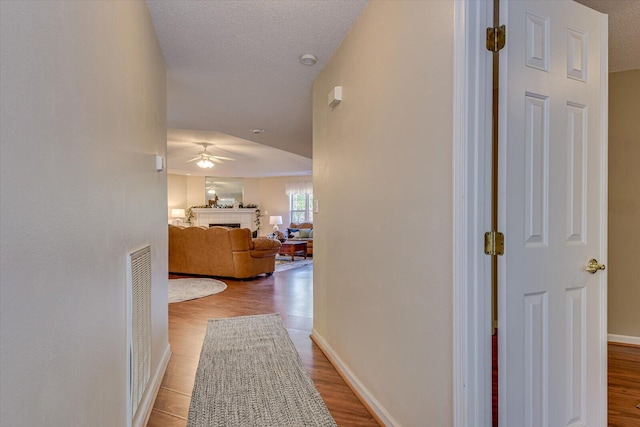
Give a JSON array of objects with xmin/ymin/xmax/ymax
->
[
  {"xmin": 298, "ymin": 229, "xmax": 312, "ymax": 238},
  {"xmin": 287, "ymin": 227, "xmax": 299, "ymax": 238},
  {"xmin": 309, "ymin": 229, "xmax": 313, "ymax": 238}
]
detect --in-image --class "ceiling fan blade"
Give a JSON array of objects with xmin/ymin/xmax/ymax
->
[
  {"xmin": 185, "ymin": 141, "xmax": 237, "ymax": 165},
  {"xmin": 208, "ymin": 145, "xmax": 238, "ymax": 155}
]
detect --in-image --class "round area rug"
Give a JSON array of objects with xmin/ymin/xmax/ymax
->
[
  {"xmin": 274, "ymin": 258, "xmax": 313, "ymax": 272},
  {"xmin": 169, "ymin": 278, "xmax": 227, "ymax": 303}
]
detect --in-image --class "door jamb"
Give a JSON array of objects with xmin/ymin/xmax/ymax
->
[
  {"xmin": 453, "ymin": 1, "xmax": 493, "ymax": 426},
  {"xmin": 597, "ymin": 13, "xmax": 609, "ymax": 427}
]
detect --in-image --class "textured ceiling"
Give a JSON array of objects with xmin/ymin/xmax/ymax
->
[
  {"xmin": 148, "ymin": 0, "xmax": 637, "ymax": 177},
  {"xmin": 574, "ymin": 0, "xmax": 640, "ymax": 72},
  {"xmin": 147, "ymin": 0, "xmax": 367, "ymax": 175}
]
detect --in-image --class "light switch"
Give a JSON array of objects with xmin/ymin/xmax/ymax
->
[{"xmin": 314, "ymin": 199, "xmax": 319, "ymax": 214}]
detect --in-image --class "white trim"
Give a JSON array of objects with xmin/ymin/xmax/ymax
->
[
  {"xmin": 133, "ymin": 345, "xmax": 172, "ymax": 427},
  {"xmin": 310, "ymin": 330, "xmax": 398, "ymax": 427},
  {"xmin": 497, "ymin": 1, "xmax": 509, "ymax": 425},
  {"xmin": 453, "ymin": 1, "xmax": 493, "ymax": 426},
  {"xmin": 598, "ymin": 13, "xmax": 609, "ymax": 427},
  {"xmin": 452, "ymin": 1, "xmax": 468, "ymax": 425},
  {"xmin": 608, "ymin": 334, "xmax": 640, "ymax": 346}
]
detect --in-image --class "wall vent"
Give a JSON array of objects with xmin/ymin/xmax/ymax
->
[{"xmin": 127, "ymin": 245, "xmax": 152, "ymax": 421}]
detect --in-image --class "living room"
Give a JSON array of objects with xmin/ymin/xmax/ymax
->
[
  {"xmin": 166, "ymin": 127, "xmax": 314, "ymax": 238},
  {"xmin": 167, "ymin": 171, "xmax": 313, "ymax": 239},
  {"xmin": 167, "ymin": 171, "xmax": 316, "ymax": 280}
]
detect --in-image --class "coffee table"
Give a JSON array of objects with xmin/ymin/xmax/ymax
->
[{"xmin": 279, "ymin": 240, "xmax": 308, "ymax": 262}]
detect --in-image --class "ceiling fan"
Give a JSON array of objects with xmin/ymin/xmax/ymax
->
[{"xmin": 187, "ymin": 143, "xmax": 236, "ymax": 168}]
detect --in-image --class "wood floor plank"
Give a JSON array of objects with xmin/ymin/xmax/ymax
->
[
  {"xmin": 159, "ymin": 355, "xmax": 198, "ymax": 395},
  {"xmin": 154, "ymin": 267, "xmax": 380, "ymax": 426},
  {"xmin": 147, "ymin": 409, "xmax": 187, "ymax": 427},
  {"xmin": 608, "ymin": 343, "xmax": 640, "ymax": 427},
  {"xmin": 153, "ymin": 387, "xmax": 191, "ymax": 420}
]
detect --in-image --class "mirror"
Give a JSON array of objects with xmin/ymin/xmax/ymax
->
[{"xmin": 205, "ymin": 177, "xmax": 243, "ymax": 207}]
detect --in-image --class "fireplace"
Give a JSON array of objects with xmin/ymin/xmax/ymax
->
[{"xmin": 192, "ymin": 208, "xmax": 258, "ymax": 232}]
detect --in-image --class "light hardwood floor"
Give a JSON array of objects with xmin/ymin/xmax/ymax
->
[
  {"xmin": 148, "ymin": 264, "xmax": 640, "ymax": 426},
  {"xmin": 608, "ymin": 343, "xmax": 640, "ymax": 427},
  {"xmin": 148, "ymin": 264, "xmax": 379, "ymax": 426}
]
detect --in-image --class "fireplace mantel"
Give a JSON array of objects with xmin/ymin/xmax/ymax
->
[{"xmin": 192, "ymin": 208, "xmax": 258, "ymax": 231}]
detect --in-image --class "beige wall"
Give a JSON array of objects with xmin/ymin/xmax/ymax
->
[
  {"xmin": 167, "ymin": 174, "xmax": 205, "ymax": 212},
  {"xmin": 0, "ymin": 1, "xmax": 168, "ymax": 425},
  {"xmin": 256, "ymin": 176, "xmax": 312, "ymax": 235},
  {"xmin": 186, "ymin": 175, "xmax": 206, "ymax": 207},
  {"xmin": 243, "ymin": 177, "xmax": 261, "ymax": 206},
  {"xmin": 168, "ymin": 174, "xmax": 187, "ymax": 219},
  {"xmin": 167, "ymin": 174, "xmax": 207, "ymax": 221},
  {"xmin": 608, "ymin": 69, "xmax": 640, "ymax": 338},
  {"xmin": 312, "ymin": 1, "xmax": 454, "ymax": 425}
]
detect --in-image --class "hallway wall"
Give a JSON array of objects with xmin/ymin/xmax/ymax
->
[
  {"xmin": 312, "ymin": 1, "xmax": 454, "ymax": 424},
  {"xmin": 608, "ymin": 69, "xmax": 640, "ymax": 339},
  {"xmin": 0, "ymin": 2, "xmax": 168, "ymax": 425}
]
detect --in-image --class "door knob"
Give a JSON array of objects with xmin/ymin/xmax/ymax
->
[{"xmin": 585, "ymin": 259, "xmax": 605, "ymax": 274}]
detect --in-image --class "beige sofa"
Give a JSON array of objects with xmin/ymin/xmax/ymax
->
[
  {"xmin": 288, "ymin": 222, "xmax": 313, "ymax": 256},
  {"xmin": 169, "ymin": 226, "xmax": 281, "ymax": 279}
]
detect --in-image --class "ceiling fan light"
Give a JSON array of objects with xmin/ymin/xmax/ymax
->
[{"xmin": 197, "ymin": 159, "xmax": 214, "ymax": 168}]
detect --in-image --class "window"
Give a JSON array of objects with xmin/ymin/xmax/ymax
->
[
  {"xmin": 286, "ymin": 181, "xmax": 313, "ymax": 224},
  {"xmin": 290, "ymin": 193, "xmax": 313, "ymax": 224}
]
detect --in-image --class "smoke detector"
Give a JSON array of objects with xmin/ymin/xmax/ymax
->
[{"xmin": 300, "ymin": 54, "xmax": 317, "ymax": 66}]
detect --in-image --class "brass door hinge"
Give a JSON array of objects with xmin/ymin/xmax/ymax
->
[
  {"xmin": 486, "ymin": 25, "xmax": 506, "ymax": 52},
  {"xmin": 484, "ymin": 231, "xmax": 505, "ymax": 256}
]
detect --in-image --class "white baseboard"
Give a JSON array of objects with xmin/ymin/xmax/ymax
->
[
  {"xmin": 608, "ymin": 334, "xmax": 640, "ymax": 346},
  {"xmin": 310, "ymin": 330, "xmax": 398, "ymax": 427},
  {"xmin": 134, "ymin": 344, "xmax": 172, "ymax": 427}
]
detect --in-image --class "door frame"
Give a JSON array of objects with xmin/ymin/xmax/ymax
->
[
  {"xmin": 453, "ymin": 1, "xmax": 609, "ymax": 426},
  {"xmin": 453, "ymin": 1, "xmax": 493, "ymax": 426}
]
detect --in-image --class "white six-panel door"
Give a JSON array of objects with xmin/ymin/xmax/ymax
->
[{"xmin": 499, "ymin": 1, "xmax": 607, "ymax": 426}]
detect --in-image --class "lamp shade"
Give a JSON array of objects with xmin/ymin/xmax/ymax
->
[
  {"xmin": 269, "ymin": 216, "xmax": 283, "ymax": 225},
  {"xmin": 171, "ymin": 209, "xmax": 185, "ymax": 218},
  {"xmin": 269, "ymin": 215, "xmax": 283, "ymax": 232}
]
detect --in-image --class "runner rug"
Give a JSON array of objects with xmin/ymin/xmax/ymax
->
[{"xmin": 187, "ymin": 313, "xmax": 337, "ymax": 427}]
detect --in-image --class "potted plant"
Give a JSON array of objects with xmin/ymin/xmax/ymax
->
[{"xmin": 185, "ymin": 204, "xmax": 209, "ymax": 225}]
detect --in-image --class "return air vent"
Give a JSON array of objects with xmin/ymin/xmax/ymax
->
[{"xmin": 127, "ymin": 245, "xmax": 152, "ymax": 422}]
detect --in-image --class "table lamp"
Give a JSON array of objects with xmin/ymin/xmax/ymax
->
[
  {"xmin": 269, "ymin": 215, "xmax": 283, "ymax": 232},
  {"xmin": 171, "ymin": 208, "xmax": 186, "ymax": 226}
]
